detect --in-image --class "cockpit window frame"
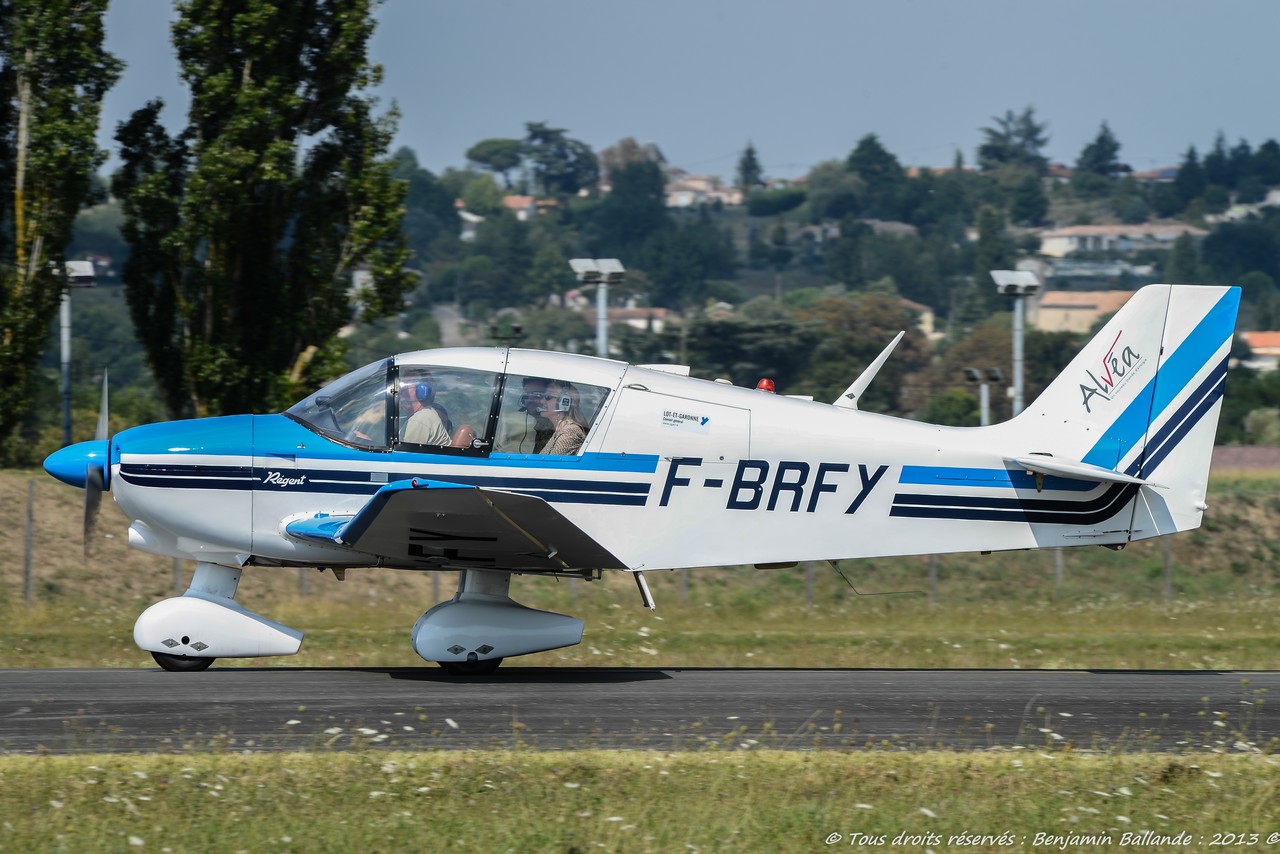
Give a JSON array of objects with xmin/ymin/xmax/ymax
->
[
  {"xmin": 389, "ymin": 363, "xmax": 504, "ymax": 457},
  {"xmin": 284, "ymin": 355, "xmax": 616, "ymax": 458},
  {"xmin": 283, "ymin": 358, "xmax": 397, "ymax": 452}
]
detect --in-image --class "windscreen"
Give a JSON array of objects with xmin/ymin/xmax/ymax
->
[{"xmin": 285, "ymin": 358, "xmax": 393, "ymax": 449}]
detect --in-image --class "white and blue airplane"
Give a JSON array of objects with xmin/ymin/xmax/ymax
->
[{"xmin": 45, "ymin": 279, "xmax": 1239, "ymax": 673}]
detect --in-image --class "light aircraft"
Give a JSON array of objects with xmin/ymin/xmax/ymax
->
[{"xmin": 45, "ymin": 274, "xmax": 1240, "ymax": 674}]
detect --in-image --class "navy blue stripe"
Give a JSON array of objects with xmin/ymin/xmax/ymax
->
[
  {"xmin": 253, "ymin": 466, "xmax": 652, "ymax": 495},
  {"xmin": 119, "ymin": 464, "xmax": 254, "ymax": 491},
  {"xmin": 118, "ymin": 473, "xmax": 255, "ymax": 491},
  {"xmin": 1141, "ymin": 377, "xmax": 1223, "ymax": 476},
  {"xmin": 120, "ymin": 463, "xmax": 651, "ymax": 505},
  {"xmin": 1127, "ymin": 358, "xmax": 1227, "ymax": 478},
  {"xmin": 891, "ymin": 483, "xmax": 1137, "ymax": 524},
  {"xmin": 892, "ymin": 485, "xmax": 1113, "ymax": 513},
  {"xmin": 121, "ymin": 463, "xmax": 252, "ymax": 477},
  {"xmin": 121, "ymin": 462, "xmax": 651, "ymax": 495}
]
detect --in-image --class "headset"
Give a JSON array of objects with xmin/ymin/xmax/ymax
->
[
  {"xmin": 531, "ymin": 391, "xmax": 572, "ymax": 413},
  {"xmin": 413, "ymin": 382, "xmax": 433, "ymax": 402}
]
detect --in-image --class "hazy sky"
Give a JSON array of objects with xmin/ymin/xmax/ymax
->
[{"xmin": 100, "ymin": 1, "xmax": 1280, "ymax": 181}]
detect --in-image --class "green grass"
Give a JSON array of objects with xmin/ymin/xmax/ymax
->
[
  {"xmin": 3, "ymin": 751, "xmax": 1278, "ymax": 852},
  {"xmin": 4, "ymin": 587, "xmax": 1280, "ymax": 671}
]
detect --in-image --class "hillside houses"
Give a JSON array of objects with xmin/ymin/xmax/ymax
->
[
  {"xmin": 1037, "ymin": 223, "xmax": 1208, "ymax": 258},
  {"xmin": 1029, "ymin": 290, "xmax": 1134, "ymax": 334},
  {"xmin": 1241, "ymin": 331, "xmax": 1280, "ymax": 371},
  {"xmin": 665, "ymin": 171, "xmax": 742, "ymax": 208}
]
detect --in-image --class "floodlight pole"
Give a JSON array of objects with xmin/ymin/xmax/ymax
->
[
  {"xmin": 990, "ymin": 270, "xmax": 1040, "ymax": 418},
  {"xmin": 569, "ymin": 258, "xmax": 625, "ymax": 359},
  {"xmin": 60, "ymin": 293, "xmax": 72, "ymax": 445},
  {"xmin": 1012, "ymin": 297, "xmax": 1026, "ymax": 415},
  {"xmin": 59, "ymin": 261, "xmax": 97, "ymax": 447}
]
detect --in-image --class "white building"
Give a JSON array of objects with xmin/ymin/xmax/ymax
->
[{"xmin": 1038, "ymin": 224, "xmax": 1207, "ymax": 258}]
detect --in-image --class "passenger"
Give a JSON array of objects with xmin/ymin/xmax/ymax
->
[
  {"xmin": 400, "ymin": 379, "xmax": 452, "ymax": 446},
  {"xmin": 536, "ymin": 380, "xmax": 589, "ymax": 456},
  {"xmin": 495, "ymin": 376, "xmax": 553, "ymax": 453}
]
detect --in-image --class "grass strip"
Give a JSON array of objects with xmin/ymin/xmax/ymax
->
[
  {"xmin": 4, "ymin": 594, "xmax": 1279, "ymax": 671},
  {"xmin": 2, "ymin": 751, "xmax": 1278, "ymax": 852}
]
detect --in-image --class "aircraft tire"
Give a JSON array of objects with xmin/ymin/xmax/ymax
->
[
  {"xmin": 151, "ymin": 651, "xmax": 215, "ymax": 672},
  {"xmin": 438, "ymin": 658, "xmax": 503, "ymax": 676}
]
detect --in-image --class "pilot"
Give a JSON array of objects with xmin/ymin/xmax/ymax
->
[
  {"xmin": 536, "ymin": 380, "xmax": 589, "ymax": 456},
  {"xmin": 495, "ymin": 376, "xmax": 554, "ymax": 453},
  {"xmin": 400, "ymin": 378, "xmax": 452, "ymax": 446}
]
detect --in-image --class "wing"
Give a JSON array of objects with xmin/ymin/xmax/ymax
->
[{"xmin": 284, "ymin": 478, "xmax": 626, "ymax": 572}]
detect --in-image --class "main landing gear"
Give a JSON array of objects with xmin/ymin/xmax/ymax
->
[
  {"xmin": 135, "ymin": 564, "xmax": 586, "ymax": 675},
  {"xmin": 412, "ymin": 569, "xmax": 585, "ymax": 675}
]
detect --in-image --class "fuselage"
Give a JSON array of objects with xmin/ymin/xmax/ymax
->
[{"xmin": 44, "ymin": 345, "xmax": 1159, "ymax": 573}]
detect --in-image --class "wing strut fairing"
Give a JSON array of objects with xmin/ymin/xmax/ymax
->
[{"xmin": 285, "ymin": 478, "xmax": 626, "ymax": 573}]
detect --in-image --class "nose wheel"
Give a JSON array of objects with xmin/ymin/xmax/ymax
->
[{"xmin": 151, "ymin": 651, "xmax": 215, "ymax": 672}]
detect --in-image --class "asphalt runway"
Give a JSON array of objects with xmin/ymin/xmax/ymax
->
[{"xmin": 0, "ymin": 667, "xmax": 1274, "ymax": 754}]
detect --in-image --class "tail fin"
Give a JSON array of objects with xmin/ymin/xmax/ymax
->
[{"xmin": 1013, "ymin": 284, "xmax": 1240, "ymax": 536}]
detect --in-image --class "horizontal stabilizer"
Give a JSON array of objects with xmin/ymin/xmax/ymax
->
[
  {"xmin": 285, "ymin": 478, "xmax": 625, "ymax": 572},
  {"xmin": 1012, "ymin": 455, "xmax": 1163, "ymax": 488}
]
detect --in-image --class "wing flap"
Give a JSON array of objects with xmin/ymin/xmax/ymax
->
[{"xmin": 284, "ymin": 478, "xmax": 625, "ymax": 572}]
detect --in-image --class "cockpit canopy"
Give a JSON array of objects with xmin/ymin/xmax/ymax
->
[{"xmin": 284, "ymin": 357, "xmax": 611, "ymax": 456}]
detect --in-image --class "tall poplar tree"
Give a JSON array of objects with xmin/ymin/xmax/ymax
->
[
  {"xmin": 114, "ymin": 0, "xmax": 410, "ymax": 419},
  {"xmin": 0, "ymin": 0, "xmax": 121, "ymax": 460}
]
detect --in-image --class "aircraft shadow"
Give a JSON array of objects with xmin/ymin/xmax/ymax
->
[
  {"xmin": 198, "ymin": 665, "xmax": 1256, "ymax": 680},
  {"xmin": 200, "ymin": 665, "xmax": 674, "ymax": 683},
  {"xmin": 387, "ymin": 666, "xmax": 673, "ymax": 684}
]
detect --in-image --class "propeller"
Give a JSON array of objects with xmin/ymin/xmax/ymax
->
[{"xmin": 83, "ymin": 371, "xmax": 108, "ymax": 557}]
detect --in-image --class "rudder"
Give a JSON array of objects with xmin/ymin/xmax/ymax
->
[{"xmin": 1014, "ymin": 283, "xmax": 1240, "ymax": 536}]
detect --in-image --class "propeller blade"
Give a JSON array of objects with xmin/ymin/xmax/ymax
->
[{"xmin": 84, "ymin": 463, "xmax": 104, "ymax": 558}]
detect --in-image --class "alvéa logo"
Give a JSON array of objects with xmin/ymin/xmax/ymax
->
[
  {"xmin": 264, "ymin": 470, "xmax": 307, "ymax": 487},
  {"xmin": 1079, "ymin": 329, "xmax": 1146, "ymax": 413}
]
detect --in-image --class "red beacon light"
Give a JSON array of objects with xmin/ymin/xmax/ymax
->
[{"xmin": 756, "ymin": 378, "xmax": 776, "ymax": 393}]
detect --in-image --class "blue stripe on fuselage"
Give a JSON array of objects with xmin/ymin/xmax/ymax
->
[{"xmin": 897, "ymin": 466, "xmax": 1096, "ymax": 492}]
